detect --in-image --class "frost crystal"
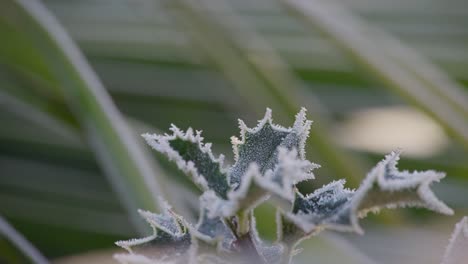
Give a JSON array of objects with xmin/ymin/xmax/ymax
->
[{"xmin": 116, "ymin": 108, "xmax": 453, "ymax": 264}]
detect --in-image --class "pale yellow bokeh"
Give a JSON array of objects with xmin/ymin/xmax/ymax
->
[{"xmin": 335, "ymin": 106, "xmax": 449, "ymax": 158}]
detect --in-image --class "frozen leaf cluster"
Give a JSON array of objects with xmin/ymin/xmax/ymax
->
[{"xmin": 115, "ymin": 108, "xmax": 453, "ymax": 264}]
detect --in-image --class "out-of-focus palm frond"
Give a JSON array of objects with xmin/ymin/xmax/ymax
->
[{"xmin": 0, "ymin": 0, "xmax": 467, "ymax": 261}]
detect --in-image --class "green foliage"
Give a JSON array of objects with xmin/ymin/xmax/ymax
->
[{"xmin": 115, "ymin": 108, "xmax": 452, "ymax": 263}]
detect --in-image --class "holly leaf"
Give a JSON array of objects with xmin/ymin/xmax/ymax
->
[
  {"xmin": 260, "ymin": 147, "xmax": 318, "ymax": 201},
  {"xmin": 287, "ymin": 151, "xmax": 453, "ymax": 234},
  {"xmin": 115, "ymin": 203, "xmax": 192, "ymax": 262},
  {"xmin": 194, "ymin": 207, "xmax": 236, "ymax": 251},
  {"xmin": 201, "ymin": 109, "xmax": 317, "ymax": 218},
  {"xmin": 143, "ymin": 126, "xmax": 230, "ymax": 198},
  {"xmin": 229, "ymin": 108, "xmax": 311, "ymax": 189}
]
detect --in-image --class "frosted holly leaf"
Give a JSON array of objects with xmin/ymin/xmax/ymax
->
[
  {"xmin": 441, "ymin": 216, "xmax": 468, "ymax": 264},
  {"xmin": 229, "ymin": 108, "xmax": 311, "ymax": 189},
  {"xmin": 260, "ymin": 147, "xmax": 318, "ymax": 201},
  {"xmin": 115, "ymin": 107, "xmax": 455, "ymax": 264},
  {"xmin": 287, "ymin": 180, "xmax": 353, "ymax": 232},
  {"xmin": 288, "ymin": 151, "xmax": 453, "ymax": 234},
  {"xmin": 195, "ymin": 207, "xmax": 236, "ymax": 251},
  {"xmin": 143, "ymin": 126, "xmax": 230, "ymax": 198},
  {"xmin": 276, "ymin": 184, "xmax": 352, "ymax": 255},
  {"xmin": 201, "ymin": 108, "xmax": 314, "ymax": 218},
  {"xmin": 115, "ymin": 204, "xmax": 192, "ymax": 262},
  {"xmin": 201, "ymin": 148, "xmax": 317, "ymax": 218}
]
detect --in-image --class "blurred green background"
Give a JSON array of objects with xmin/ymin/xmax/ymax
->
[{"xmin": 0, "ymin": 0, "xmax": 467, "ymax": 263}]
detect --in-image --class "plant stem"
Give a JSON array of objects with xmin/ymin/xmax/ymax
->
[{"xmin": 237, "ymin": 210, "xmax": 250, "ymax": 235}]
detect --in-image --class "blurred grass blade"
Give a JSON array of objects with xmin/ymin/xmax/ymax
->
[
  {"xmin": 167, "ymin": 1, "xmax": 287, "ymax": 120},
  {"xmin": 370, "ymin": 29, "xmax": 468, "ymax": 118},
  {"xmin": 0, "ymin": 66, "xmax": 81, "ymax": 144},
  {"xmin": 167, "ymin": 0, "xmax": 367, "ymax": 185},
  {"xmin": 0, "ymin": 215, "xmax": 49, "ymax": 264},
  {"xmin": 1, "ymin": 0, "xmax": 167, "ymax": 234},
  {"xmin": 0, "ymin": 91, "xmax": 80, "ymax": 144},
  {"xmin": 283, "ymin": 0, "xmax": 468, "ymax": 150},
  {"xmin": 200, "ymin": 0, "xmax": 370, "ymax": 184}
]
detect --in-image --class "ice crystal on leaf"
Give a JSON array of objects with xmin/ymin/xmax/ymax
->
[{"xmin": 116, "ymin": 108, "xmax": 453, "ymax": 264}]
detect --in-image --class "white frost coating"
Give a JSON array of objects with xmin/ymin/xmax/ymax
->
[
  {"xmin": 193, "ymin": 205, "xmax": 236, "ymax": 252},
  {"xmin": 441, "ymin": 217, "xmax": 468, "ymax": 264},
  {"xmin": 231, "ymin": 108, "xmax": 311, "ymax": 163},
  {"xmin": 115, "ymin": 202, "xmax": 188, "ymax": 253},
  {"xmin": 350, "ymin": 150, "xmax": 453, "ymax": 228},
  {"xmin": 231, "ymin": 108, "xmax": 286, "ymax": 162},
  {"xmin": 114, "ymin": 207, "xmax": 196, "ymax": 264},
  {"xmin": 282, "ymin": 180, "xmax": 352, "ymax": 233},
  {"xmin": 303, "ymin": 179, "xmax": 350, "ymax": 200},
  {"xmin": 142, "ymin": 125, "xmax": 229, "ymax": 192},
  {"xmin": 202, "ymin": 154, "xmax": 313, "ymax": 218},
  {"xmin": 118, "ymin": 108, "xmax": 454, "ymax": 263},
  {"xmin": 292, "ymin": 107, "xmax": 313, "ymax": 159},
  {"xmin": 199, "ymin": 164, "xmax": 262, "ymax": 218},
  {"xmin": 260, "ymin": 148, "xmax": 318, "ymax": 200},
  {"xmin": 285, "ymin": 151, "xmax": 453, "ymax": 234},
  {"xmin": 202, "ymin": 148, "xmax": 318, "ymax": 218},
  {"xmin": 138, "ymin": 209, "xmax": 182, "ymax": 236}
]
